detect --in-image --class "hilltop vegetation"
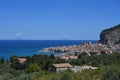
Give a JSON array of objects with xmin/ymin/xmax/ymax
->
[
  {"xmin": 100, "ymin": 24, "xmax": 120, "ymax": 44},
  {"xmin": 102, "ymin": 24, "xmax": 120, "ymax": 32}
]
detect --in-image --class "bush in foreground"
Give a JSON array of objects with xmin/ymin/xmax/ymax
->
[{"xmin": 102, "ymin": 65, "xmax": 120, "ymax": 80}]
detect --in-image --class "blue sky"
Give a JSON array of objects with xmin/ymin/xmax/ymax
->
[{"xmin": 0, "ymin": 0, "xmax": 120, "ymax": 40}]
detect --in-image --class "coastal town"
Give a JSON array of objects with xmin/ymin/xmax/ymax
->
[{"xmin": 41, "ymin": 42, "xmax": 120, "ymax": 59}]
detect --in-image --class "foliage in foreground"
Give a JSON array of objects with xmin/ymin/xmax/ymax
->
[
  {"xmin": 102, "ymin": 65, "xmax": 120, "ymax": 80},
  {"xmin": 35, "ymin": 69, "xmax": 103, "ymax": 80},
  {"xmin": 0, "ymin": 53, "xmax": 120, "ymax": 80},
  {"xmin": 35, "ymin": 65, "xmax": 120, "ymax": 80}
]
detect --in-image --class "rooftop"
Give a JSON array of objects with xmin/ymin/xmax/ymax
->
[
  {"xmin": 17, "ymin": 58, "xmax": 26, "ymax": 63},
  {"xmin": 52, "ymin": 63, "xmax": 73, "ymax": 68}
]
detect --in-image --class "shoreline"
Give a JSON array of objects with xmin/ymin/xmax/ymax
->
[
  {"xmin": 41, "ymin": 42, "xmax": 120, "ymax": 57},
  {"xmin": 0, "ymin": 40, "xmax": 97, "ymax": 60}
]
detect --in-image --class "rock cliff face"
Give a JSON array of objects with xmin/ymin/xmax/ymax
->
[{"xmin": 100, "ymin": 24, "xmax": 120, "ymax": 45}]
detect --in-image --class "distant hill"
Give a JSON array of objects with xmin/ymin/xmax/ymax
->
[{"xmin": 100, "ymin": 24, "xmax": 120, "ymax": 45}]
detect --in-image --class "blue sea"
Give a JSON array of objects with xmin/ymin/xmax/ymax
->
[{"xmin": 0, "ymin": 40, "xmax": 97, "ymax": 59}]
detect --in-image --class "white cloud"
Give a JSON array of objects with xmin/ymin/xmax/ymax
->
[
  {"xmin": 62, "ymin": 35, "xmax": 72, "ymax": 40},
  {"xmin": 15, "ymin": 33, "xmax": 23, "ymax": 40}
]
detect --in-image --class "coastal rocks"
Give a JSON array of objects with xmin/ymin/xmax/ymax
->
[{"xmin": 100, "ymin": 24, "xmax": 120, "ymax": 45}]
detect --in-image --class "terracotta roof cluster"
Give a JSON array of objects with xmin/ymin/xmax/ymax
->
[{"xmin": 60, "ymin": 56, "xmax": 77, "ymax": 60}]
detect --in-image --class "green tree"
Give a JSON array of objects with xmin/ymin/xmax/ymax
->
[
  {"xmin": 1, "ymin": 56, "xmax": 5, "ymax": 64},
  {"xmin": 10, "ymin": 60, "xmax": 21, "ymax": 70},
  {"xmin": 10, "ymin": 55, "xmax": 18, "ymax": 63},
  {"xmin": 27, "ymin": 63, "xmax": 41, "ymax": 73},
  {"xmin": 50, "ymin": 54, "xmax": 55, "ymax": 59}
]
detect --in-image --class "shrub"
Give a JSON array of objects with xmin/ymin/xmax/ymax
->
[
  {"xmin": 102, "ymin": 65, "xmax": 120, "ymax": 80},
  {"xmin": 0, "ymin": 73, "xmax": 13, "ymax": 80},
  {"xmin": 27, "ymin": 63, "xmax": 41, "ymax": 73},
  {"xmin": 60, "ymin": 72, "xmax": 72, "ymax": 80}
]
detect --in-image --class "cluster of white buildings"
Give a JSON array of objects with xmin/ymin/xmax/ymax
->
[{"xmin": 42, "ymin": 42, "xmax": 117, "ymax": 57}]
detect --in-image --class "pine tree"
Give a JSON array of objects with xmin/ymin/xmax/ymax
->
[{"xmin": 1, "ymin": 56, "xmax": 4, "ymax": 64}]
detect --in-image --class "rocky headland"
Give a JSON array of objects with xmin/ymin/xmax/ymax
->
[
  {"xmin": 100, "ymin": 24, "xmax": 120, "ymax": 45},
  {"xmin": 41, "ymin": 24, "xmax": 120, "ymax": 56}
]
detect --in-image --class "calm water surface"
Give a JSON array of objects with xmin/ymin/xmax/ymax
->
[{"xmin": 0, "ymin": 40, "xmax": 97, "ymax": 59}]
